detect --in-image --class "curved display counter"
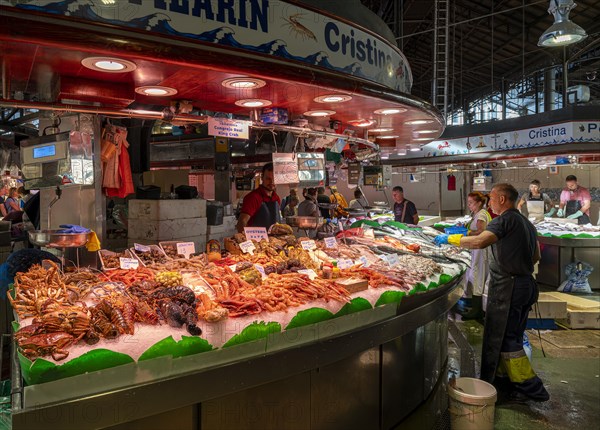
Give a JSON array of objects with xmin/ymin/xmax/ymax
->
[
  {"xmin": 11, "ymin": 277, "xmax": 463, "ymax": 430},
  {"xmin": 537, "ymin": 236, "xmax": 600, "ymax": 289}
]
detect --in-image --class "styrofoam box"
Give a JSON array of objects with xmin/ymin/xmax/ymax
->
[
  {"xmin": 207, "ymin": 224, "xmax": 236, "ymax": 235},
  {"xmin": 128, "ymin": 217, "xmax": 208, "ymax": 241},
  {"xmin": 560, "ymin": 310, "xmax": 600, "ymax": 329},
  {"xmin": 128, "ymin": 235, "xmax": 207, "ymax": 253},
  {"xmin": 528, "ymin": 296, "xmax": 568, "ymax": 320},
  {"xmin": 129, "ymin": 199, "xmax": 207, "ymax": 220},
  {"xmin": 223, "ymin": 215, "xmax": 237, "ymax": 226}
]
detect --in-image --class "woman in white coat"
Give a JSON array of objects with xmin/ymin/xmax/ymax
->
[{"xmin": 461, "ymin": 192, "xmax": 491, "ymax": 319}]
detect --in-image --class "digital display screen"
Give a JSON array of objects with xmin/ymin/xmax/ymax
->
[{"xmin": 33, "ymin": 145, "xmax": 56, "ymax": 159}]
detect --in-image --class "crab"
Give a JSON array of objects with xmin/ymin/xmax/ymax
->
[{"xmin": 18, "ymin": 332, "xmax": 75, "ymax": 361}]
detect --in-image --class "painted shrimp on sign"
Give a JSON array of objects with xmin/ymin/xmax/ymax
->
[{"xmin": 10, "ymin": 0, "xmax": 413, "ymax": 93}]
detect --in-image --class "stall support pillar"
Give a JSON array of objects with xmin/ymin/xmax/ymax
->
[{"xmin": 214, "ymin": 137, "xmax": 232, "ymax": 203}]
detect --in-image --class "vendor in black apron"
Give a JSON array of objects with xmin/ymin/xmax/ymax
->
[
  {"xmin": 236, "ymin": 163, "xmax": 281, "ymax": 232},
  {"xmin": 516, "ymin": 179, "xmax": 554, "ymax": 222},
  {"xmin": 558, "ymin": 175, "xmax": 592, "ymax": 225},
  {"xmin": 435, "ymin": 183, "xmax": 550, "ymax": 402}
]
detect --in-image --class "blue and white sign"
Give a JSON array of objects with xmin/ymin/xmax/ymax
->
[
  {"xmin": 208, "ymin": 118, "xmax": 250, "ymax": 139},
  {"xmin": 10, "ymin": 0, "xmax": 412, "ymax": 92},
  {"xmin": 406, "ymin": 121, "xmax": 600, "ymax": 159}
]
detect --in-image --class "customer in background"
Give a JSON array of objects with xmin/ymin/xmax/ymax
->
[
  {"xmin": 0, "ymin": 186, "xmax": 8, "ymax": 217},
  {"xmin": 558, "ymin": 175, "xmax": 591, "ymax": 224},
  {"xmin": 282, "ymin": 195, "xmax": 299, "ymax": 218},
  {"xmin": 329, "ymin": 186, "xmax": 349, "ymax": 218},
  {"xmin": 435, "ymin": 183, "xmax": 549, "ymax": 403},
  {"xmin": 459, "ymin": 192, "xmax": 492, "ymax": 320},
  {"xmin": 4, "ymin": 188, "xmax": 20, "ymax": 214},
  {"xmin": 517, "ymin": 180, "xmax": 554, "ymax": 219},
  {"xmin": 280, "ymin": 188, "xmax": 297, "ymax": 216},
  {"xmin": 316, "ymin": 187, "xmax": 330, "ymax": 218},
  {"xmin": 392, "ymin": 186, "xmax": 418, "ymax": 225},
  {"xmin": 18, "ymin": 187, "xmax": 31, "ymax": 209},
  {"xmin": 349, "ymin": 188, "xmax": 368, "ymax": 210},
  {"xmin": 297, "ymin": 188, "xmax": 319, "ymax": 218}
]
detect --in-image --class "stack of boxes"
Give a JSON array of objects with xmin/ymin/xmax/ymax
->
[
  {"xmin": 128, "ymin": 199, "xmax": 208, "ymax": 252},
  {"xmin": 206, "ymin": 215, "xmax": 238, "ymax": 244}
]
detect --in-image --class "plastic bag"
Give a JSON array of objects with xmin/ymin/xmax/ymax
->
[
  {"xmin": 558, "ymin": 261, "xmax": 593, "ymax": 293},
  {"xmin": 523, "ymin": 332, "xmax": 532, "ymax": 363}
]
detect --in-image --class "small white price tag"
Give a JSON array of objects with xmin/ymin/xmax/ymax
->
[
  {"xmin": 324, "ymin": 236, "xmax": 338, "ymax": 248},
  {"xmin": 364, "ymin": 228, "xmax": 375, "ymax": 239},
  {"xmin": 301, "ymin": 240, "xmax": 317, "ymax": 251},
  {"xmin": 297, "ymin": 269, "xmax": 318, "ymax": 280},
  {"xmin": 134, "ymin": 243, "xmax": 151, "ymax": 253},
  {"xmin": 240, "ymin": 240, "xmax": 256, "ymax": 255},
  {"xmin": 254, "ymin": 264, "xmax": 267, "ymax": 279},
  {"xmin": 388, "ymin": 253, "xmax": 399, "ymax": 266},
  {"xmin": 379, "ymin": 254, "xmax": 392, "ymax": 266},
  {"xmin": 228, "ymin": 264, "xmax": 237, "ymax": 272},
  {"xmin": 357, "ymin": 256, "xmax": 370, "ymax": 267},
  {"xmin": 338, "ymin": 258, "xmax": 354, "ymax": 269},
  {"xmin": 244, "ymin": 227, "xmax": 268, "ymax": 242},
  {"xmin": 176, "ymin": 242, "xmax": 195, "ymax": 259},
  {"xmin": 338, "ymin": 221, "xmax": 344, "ymax": 231},
  {"xmin": 119, "ymin": 257, "xmax": 139, "ymax": 270}
]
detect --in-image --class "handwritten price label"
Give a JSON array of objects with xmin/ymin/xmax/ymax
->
[
  {"xmin": 380, "ymin": 254, "xmax": 399, "ymax": 266},
  {"xmin": 301, "ymin": 240, "xmax": 317, "ymax": 251},
  {"xmin": 134, "ymin": 243, "xmax": 151, "ymax": 253},
  {"xmin": 297, "ymin": 269, "xmax": 318, "ymax": 280},
  {"xmin": 240, "ymin": 240, "xmax": 256, "ymax": 255},
  {"xmin": 119, "ymin": 258, "xmax": 139, "ymax": 270},
  {"xmin": 357, "ymin": 256, "xmax": 370, "ymax": 267},
  {"xmin": 244, "ymin": 227, "xmax": 268, "ymax": 242},
  {"xmin": 176, "ymin": 242, "xmax": 195, "ymax": 259},
  {"xmin": 337, "ymin": 259, "xmax": 354, "ymax": 269},
  {"xmin": 254, "ymin": 264, "xmax": 267, "ymax": 279},
  {"xmin": 324, "ymin": 237, "xmax": 338, "ymax": 248}
]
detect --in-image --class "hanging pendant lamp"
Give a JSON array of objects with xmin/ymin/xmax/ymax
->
[{"xmin": 538, "ymin": 0, "xmax": 587, "ymax": 47}]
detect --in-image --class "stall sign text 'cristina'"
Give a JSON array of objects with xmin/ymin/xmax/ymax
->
[{"xmin": 11, "ymin": 0, "xmax": 412, "ymax": 92}]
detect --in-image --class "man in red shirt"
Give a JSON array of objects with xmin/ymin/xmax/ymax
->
[{"xmin": 237, "ymin": 163, "xmax": 281, "ymax": 232}]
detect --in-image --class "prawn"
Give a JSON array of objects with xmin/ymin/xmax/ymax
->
[{"xmin": 282, "ymin": 13, "xmax": 317, "ymax": 42}]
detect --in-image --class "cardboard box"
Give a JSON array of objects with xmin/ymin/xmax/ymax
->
[
  {"xmin": 560, "ymin": 310, "xmax": 600, "ymax": 329},
  {"xmin": 128, "ymin": 217, "xmax": 207, "ymax": 241},
  {"xmin": 529, "ymin": 294, "xmax": 568, "ymax": 319},
  {"xmin": 129, "ymin": 199, "xmax": 207, "ymax": 220},
  {"xmin": 336, "ymin": 277, "xmax": 369, "ymax": 294}
]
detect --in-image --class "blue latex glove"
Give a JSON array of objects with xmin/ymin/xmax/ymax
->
[
  {"xmin": 544, "ymin": 208, "xmax": 556, "ymax": 217},
  {"xmin": 567, "ymin": 210, "xmax": 583, "ymax": 220},
  {"xmin": 556, "ymin": 208, "xmax": 564, "ymax": 218},
  {"xmin": 58, "ymin": 224, "xmax": 90, "ymax": 234},
  {"xmin": 434, "ymin": 234, "xmax": 449, "ymax": 246}
]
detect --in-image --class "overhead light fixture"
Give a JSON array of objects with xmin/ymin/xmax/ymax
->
[
  {"xmin": 378, "ymin": 135, "xmax": 399, "ymax": 139},
  {"xmin": 81, "ymin": 57, "xmax": 137, "ymax": 73},
  {"xmin": 135, "ymin": 86, "xmax": 178, "ymax": 96},
  {"xmin": 374, "ymin": 107, "xmax": 407, "ymax": 115},
  {"xmin": 370, "ymin": 128, "xmax": 393, "ymax": 133},
  {"xmin": 314, "ymin": 94, "xmax": 352, "ymax": 103},
  {"xmin": 222, "ymin": 77, "xmax": 266, "ymax": 89},
  {"xmin": 348, "ymin": 119, "xmax": 376, "ymax": 127},
  {"xmin": 416, "ymin": 130, "xmax": 438, "ymax": 134},
  {"xmin": 414, "ymin": 137, "xmax": 432, "ymax": 141},
  {"xmin": 397, "ymin": 148, "xmax": 407, "ymax": 156},
  {"xmin": 408, "ymin": 144, "xmax": 420, "ymax": 151},
  {"xmin": 303, "ymin": 110, "xmax": 335, "ymax": 117},
  {"xmin": 235, "ymin": 99, "xmax": 272, "ymax": 107},
  {"xmin": 405, "ymin": 119, "xmax": 434, "ymax": 125},
  {"xmin": 538, "ymin": 0, "xmax": 587, "ymax": 47}
]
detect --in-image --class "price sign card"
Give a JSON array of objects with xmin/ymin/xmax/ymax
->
[
  {"xmin": 254, "ymin": 264, "xmax": 267, "ymax": 279},
  {"xmin": 364, "ymin": 228, "xmax": 375, "ymax": 239},
  {"xmin": 324, "ymin": 237, "xmax": 338, "ymax": 249},
  {"xmin": 297, "ymin": 269, "xmax": 318, "ymax": 280},
  {"xmin": 357, "ymin": 256, "xmax": 370, "ymax": 267},
  {"xmin": 301, "ymin": 240, "xmax": 317, "ymax": 251},
  {"xmin": 176, "ymin": 242, "xmax": 195, "ymax": 259},
  {"xmin": 387, "ymin": 253, "xmax": 399, "ymax": 266},
  {"xmin": 134, "ymin": 243, "xmax": 151, "ymax": 253},
  {"xmin": 244, "ymin": 227, "xmax": 268, "ymax": 242},
  {"xmin": 240, "ymin": 240, "xmax": 256, "ymax": 255},
  {"xmin": 119, "ymin": 258, "xmax": 139, "ymax": 270},
  {"xmin": 337, "ymin": 259, "xmax": 354, "ymax": 269}
]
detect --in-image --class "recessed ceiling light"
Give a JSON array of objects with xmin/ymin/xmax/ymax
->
[
  {"xmin": 405, "ymin": 119, "xmax": 434, "ymax": 125},
  {"xmin": 135, "ymin": 86, "xmax": 178, "ymax": 96},
  {"xmin": 222, "ymin": 77, "xmax": 266, "ymax": 89},
  {"xmin": 314, "ymin": 94, "xmax": 352, "ymax": 103},
  {"xmin": 81, "ymin": 57, "xmax": 137, "ymax": 73},
  {"xmin": 410, "ymin": 145, "xmax": 421, "ymax": 151},
  {"xmin": 370, "ymin": 128, "xmax": 393, "ymax": 133},
  {"xmin": 374, "ymin": 107, "xmax": 407, "ymax": 115},
  {"xmin": 304, "ymin": 110, "xmax": 336, "ymax": 117},
  {"xmin": 378, "ymin": 135, "xmax": 399, "ymax": 139},
  {"xmin": 397, "ymin": 149, "xmax": 407, "ymax": 156},
  {"xmin": 414, "ymin": 137, "xmax": 432, "ymax": 141},
  {"xmin": 416, "ymin": 130, "xmax": 438, "ymax": 134},
  {"xmin": 348, "ymin": 119, "xmax": 376, "ymax": 127},
  {"xmin": 235, "ymin": 99, "xmax": 272, "ymax": 107}
]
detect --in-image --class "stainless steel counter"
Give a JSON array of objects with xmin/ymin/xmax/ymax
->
[
  {"xmin": 11, "ymin": 278, "xmax": 463, "ymax": 430},
  {"xmin": 537, "ymin": 236, "xmax": 600, "ymax": 289}
]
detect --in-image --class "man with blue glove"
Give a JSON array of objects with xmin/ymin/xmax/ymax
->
[
  {"xmin": 557, "ymin": 175, "xmax": 591, "ymax": 224},
  {"xmin": 436, "ymin": 183, "xmax": 549, "ymax": 403}
]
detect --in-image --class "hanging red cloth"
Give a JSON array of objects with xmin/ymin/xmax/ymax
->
[
  {"xmin": 447, "ymin": 174, "xmax": 456, "ymax": 191},
  {"xmin": 105, "ymin": 139, "xmax": 134, "ymax": 198}
]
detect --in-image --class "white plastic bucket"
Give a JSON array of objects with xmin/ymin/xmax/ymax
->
[{"xmin": 448, "ymin": 377, "xmax": 497, "ymax": 430}]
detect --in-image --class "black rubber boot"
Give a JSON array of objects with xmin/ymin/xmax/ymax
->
[{"xmin": 460, "ymin": 295, "xmax": 484, "ymax": 320}]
